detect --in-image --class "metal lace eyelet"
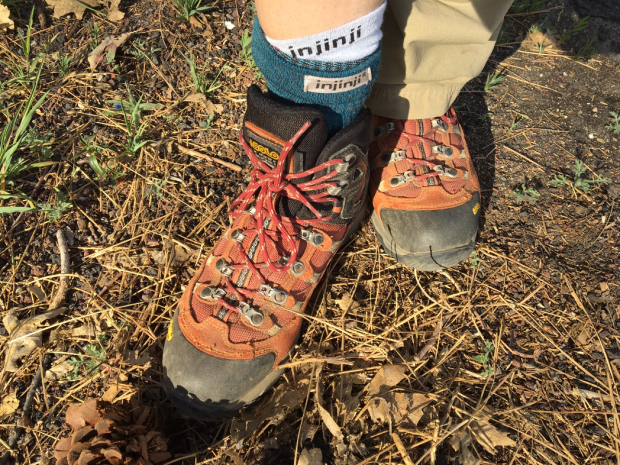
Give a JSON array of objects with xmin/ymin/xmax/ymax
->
[
  {"xmin": 215, "ymin": 258, "xmax": 234, "ymax": 276},
  {"xmin": 231, "ymin": 229, "xmax": 246, "ymax": 242},
  {"xmin": 433, "ymin": 165, "xmax": 459, "ymax": 178},
  {"xmin": 431, "ymin": 119, "xmax": 449, "ymax": 132},
  {"xmin": 327, "ymin": 180, "xmax": 350, "ymax": 195},
  {"xmin": 373, "ymin": 122, "xmax": 395, "ymax": 139},
  {"xmin": 300, "ymin": 229, "xmax": 324, "ymax": 247},
  {"xmin": 389, "ymin": 171, "xmax": 414, "ymax": 188},
  {"xmin": 291, "ymin": 261, "xmax": 305, "ymax": 276},
  {"xmin": 431, "ymin": 145, "xmax": 454, "ymax": 157},
  {"xmin": 381, "ymin": 150, "xmax": 406, "ymax": 165},
  {"xmin": 237, "ymin": 301, "xmax": 264, "ymax": 326},
  {"xmin": 259, "ymin": 284, "xmax": 288, "ymax": 304},
  {"xmin": 200, "ymin": 287, "xmax": 226, "ymax": 300},
  {"xmin": 335, "ymin": 154, "xmax": 357, "ymax": 173},
  {"xmin": 247, "ymin": 205, "xmax": 256, "ymax": 215}
]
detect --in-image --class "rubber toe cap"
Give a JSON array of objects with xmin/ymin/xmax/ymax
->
[
  {"xmin": 162, "ymin": 309, "xmax": 280, "ymax": 421},
  {"xmin": 373, "ymin": 192, "xmax": 480, "ymax": 271}
]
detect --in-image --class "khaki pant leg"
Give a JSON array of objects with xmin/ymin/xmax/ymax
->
[{"xmin": 366, "ymin": 0, "xmax": 513, "ymax": 119}]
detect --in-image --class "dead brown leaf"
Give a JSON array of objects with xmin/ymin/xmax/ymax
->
[
  {"xmin": 0, "ymin": 5, "xmax": 13, "ymax": 30},
  {"xmin": 149, "ymin": 242, "xmax": 193, "ymax": 267},
  {"xmin": 469, "ymin": 418, "xmax": 516, "ymax": 453},
  {"xmin": 366, "ymin": 364, "xmax": 407, "ymax": 396},
  {"xmin": 0, "ymin": 392, "xmax": 19, "ymax": 419},
  {"xmin": 367, "ymin": 397, "xmax": 391, "ymax": 424},
  {"xmin": 335, "ymin": 292, "xmax": 362, "ymax": 313},
  {"xmin": 3, "ymin": 307, "xmax": 68, "ymax": 372},
  {"xmin": 45, "ymin": 361, "xmax": 73, "ymax": 381},
  {"xmin": 88, "ymin": 33, "xmax": 131, "ymax": 72},
  {"xmin": 230, "ymin": 382, "xmax": 307, "ymax": 442},
  {"xmin": 45, "ymin": 0, "xmax": 124, "ymax": 21},
  {"xmin": 449, "ymin": 429, "xmax": 481, "ymax": 465},
  {"xmin": 577, "ymin": 326, "xmax": 591, "ymax": 346},
  {"xmin": 298, "ymin": 448, "xmax": 322, "ymax": 465}
]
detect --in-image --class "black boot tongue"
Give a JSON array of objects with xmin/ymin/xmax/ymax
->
[{"xmin": 242, "ymin": 85, "xmax": 329, "ymax": 173}]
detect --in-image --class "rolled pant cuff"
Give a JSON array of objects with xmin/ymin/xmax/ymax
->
[{"xmin": 365, "ymin": 83, "xmax": 464, "ymax": 120}]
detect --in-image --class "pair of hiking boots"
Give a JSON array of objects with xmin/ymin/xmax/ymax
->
[{"xmin": 162, "ymin": 86, "xmax": 480, "ymax": 420}]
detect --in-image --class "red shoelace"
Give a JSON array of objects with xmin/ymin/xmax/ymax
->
[{"xmin": 209, "ymin": 121, "xmax": 347, "ymax": 323}]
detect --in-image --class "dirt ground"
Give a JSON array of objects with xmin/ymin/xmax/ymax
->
[{"xmin": 0, "ymin": 0, "xmax": 619, "ymax": 463}]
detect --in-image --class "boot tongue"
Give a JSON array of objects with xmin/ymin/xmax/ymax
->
[{"xmin": 242, "ymin": 85, "xmax": 329, "ymax": 173}]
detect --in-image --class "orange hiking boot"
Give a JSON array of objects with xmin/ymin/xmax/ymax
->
[
  {"xmin": 163, "ymin": 85, "xmax": 371, "ymax": 421},
  {"xmin": 369, "ymin": 109, "xmax": 481, "ymax": 270}
]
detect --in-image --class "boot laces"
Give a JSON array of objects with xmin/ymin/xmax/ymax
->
[
  {"xmin": 206, "ymin": 121, "xmax": 346, "ymax": 326},
  {"xmin": 380, "ymin": 110, "xmax": 460, "ymax": 184}
]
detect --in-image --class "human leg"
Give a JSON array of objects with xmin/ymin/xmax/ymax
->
[
  {"xmin": 367, "ymin": 0, "xmax": 512, "ymax": 270},
  {"xmin": 163, "ymin": 2, "xmax": 386, "ymax": 421}
]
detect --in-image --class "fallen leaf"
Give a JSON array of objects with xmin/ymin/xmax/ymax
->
[
  {"xmin": 525, "ymin": 30, "xmax": 558, "ymax": 51},
  {"xmin": 577, "ymin": 326, "xmax": 591, "ymax": 346},
  {"xmin": 0, "ymin": 392, "xmax": 19, "ymax": 419},
  {"xmin": 231, "ymin": 383, "xmax": 306, "ymax": 442},
  {"xmin": 601, "ymin": 283, "xmax": 610, "ymax": 292},
  {"xmin": 335, "ymin": 292, "xmax": 361, "ymax": 313},
  {"xmin": 45, "ymin": 361, "xmax": 73, "ymax": 380},
  {"xmin": 317, "ymin": 401, "xmax": 343, "ymax": 440},
  {"xmin": 45, "ymin": 0, "xmax": 124, "ymax": 21},
  {"xmin": 0, "ymin": 5, "xmax": 14, "ymax": 30},
  {"xmin": 449, "ymin": 429, "xmax": 481, "ymax": 465},
  {"xmin": 88, "ymin": 33, "xmax": 131, "ymax": 71},
  {"xmin": 3, "ymin": 307, "xmax": 67, "ymax": 372},
  {"xmin": 149, "ymin": 242, "xmax": 192, "ymax": 267},
  {"xmin": 184, "ymin": 93, "xmax": 207, "ymax": 104},
  {"xmin": 469, "ymin": 419, "xmax": 516, "ymax": 454},
  {"xmin": 72, "ymin": 325, "xmax": 96, "ymax": 337},
  {"xmin": 367, "ymin": 397, "xmax": 391, "ymax": 424},
  {"xmin": 366, "ymin": 364, "xmax": 407, "ymax": 396},
  {"xmin": 188, "ymin": 16, "xmax": 203, "ymax": 29},
  {"xmin": 27, "ymin": 285, "xmax": 46, "ymax": 301},
  {"xmin": 298, "ymin": 448, "xmax": 322, "ymax": 465}
]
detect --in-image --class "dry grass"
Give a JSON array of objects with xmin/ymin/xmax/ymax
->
[{"xmin": 0, "ymin": 0, "xmax": 619, "ymax": 464}]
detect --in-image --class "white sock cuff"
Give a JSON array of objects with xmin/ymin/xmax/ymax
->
[{"xmin": 265, "ymin": 1, "xmax": 386, "ymax": 63}]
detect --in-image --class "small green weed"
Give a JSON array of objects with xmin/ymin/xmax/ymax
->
[
  {"xmin": 171, "ymin": 0, "xmax": 213, "ymax": 22},
  {"xmin": 507, "ymin": 119, "xmax": 521, "ymax": 133},
  {"xmin": 474, "ymin": 111, "xmax": 493, "ymax": 122},
  {"xmin": 145, "ymin": 178, "xmax": 168, "ymax": 199},
  {"xmin": 88, "ymin": 22, "xmax": 100, "ymax": 50},
  {"xmin": 241, "ymin": 30, "xmax": 262, "ymax": 79},
  {"xmin": 130, "ymin": 39, "xmax": 162, "ymax": 63},
  {"xmin": 199, "ymin": 114, "xmax": 214, "ymax": 131},
  {"xmin": 605, "ymin": 111, "xmax": 620, "ymax": 135},
  {"xmin": 510, "ymin": 0, "xmax": 545, "ymax": 14},
  {"xmin": 510, "ymin": 184, "xmax": 540, "ymax": 204},
  {"xmin": 473, "ymin": 340, "xmax": 494, "ymax": 377},
  {"xmin": 484, "ymin": 72, "xmax": 504, "ymax": 92},
  {"xmin": 535, "ymin": 40, "xmax": 547, "ymax": 55},
  {"xmin": 561, "ymin": 16, "xmax": 589, "ymax": 41},
  {"xmin": 575, "ymin": 39, "xmax": 596, "ymax": 61},
  {"xmin": 38, "ymin": 188, "xmax": 73, "ymax": 221},
  {"xmin": 57, "ymin": 54, "xmax": 72, "ymax": 77},
  {"xmin": 0, "ymin": 66, "xmax": 52, "ymax": 215},
  {"xmin": 2, "ymin": 9, "xmax": 57, "ymax": 83},
  {"xmin": 186, "ymin": 52, "xmax": 230, "ymax": 94},
  {"xmin": 549, "ymin": 159, "xmax": 611, "ymax": 194},
  {"xmin": 497, "ymin": 20, "xmax": 514, "ymax": 45},
  {"xmin": 469, "ymin": 250, "xmax": 483, "ymax": 267},
  {"xmin": 67, "ymin": 342, "xmax": 106, "ymax": 380}
]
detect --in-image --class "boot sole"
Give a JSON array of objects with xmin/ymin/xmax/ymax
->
[
  {"xmin": 371, "ymin": 210, "xmax": 475, "ymax": 271},
  {"xmin": 165, "ymin": 199, "xmax": 368, "ymax": 422}
]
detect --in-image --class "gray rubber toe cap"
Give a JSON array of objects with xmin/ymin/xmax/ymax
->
[
  {"xmin": 372, "ymin": 192, "xmax": 480, "ymax": 271},
  {"xmin": 162, "ymin": 309, "xmax": 282, "ymax": 421}
]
